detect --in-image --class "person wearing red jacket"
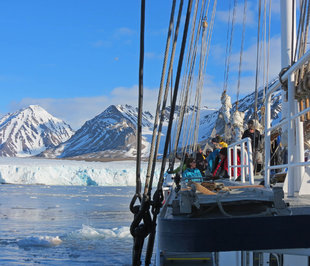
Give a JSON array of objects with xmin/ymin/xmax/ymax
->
[{"xmin": 213, "ymin": 147, "xmax": 241, "ymax": 178}]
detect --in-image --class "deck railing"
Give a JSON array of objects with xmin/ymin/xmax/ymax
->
[
  {"xmin": 227, "ymin": 137, "xmax": 254, "ymax": 184},
  {"xmin": 265, "ymin": 49, "xmax": 310, "ymax": 195}
]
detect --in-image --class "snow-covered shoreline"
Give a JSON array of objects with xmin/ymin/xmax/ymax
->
[{"xmin": 0, "ymin": 157, "xmax": 159, "ymax": 186}]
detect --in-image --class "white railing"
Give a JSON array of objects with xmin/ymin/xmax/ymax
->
[
  {"xmin": 228, "ymin": 137, "xmax": 254, "ymax": 184},
  {"xmin": 265, "ymin": 49, "xmax": 310, "ymax": 195}
]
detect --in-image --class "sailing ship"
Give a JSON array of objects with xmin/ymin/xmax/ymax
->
[{"xmin": 130, "ymin": 0, "xmax": 310, "ymax": 265}]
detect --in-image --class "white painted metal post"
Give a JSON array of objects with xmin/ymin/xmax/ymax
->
[
  {"xmin": 247, "ymin": 138, "xmax": 254, "ymax": 184},
  {"xmin": 233, "ymin": 146, "xmax": 238, "ymax": 181},
  {"xmin": 228, "ymin": 147, "xmax": 232, "ymax": 180},
  {"xmin": 241, "ymin": 143, "xmax": 246, "ymax": 182},
  {"xmin": 281, "ymin": 0, "xmax": 295, "ymax": 196},
  {"xmin": 295, "ymin": 101, "xmax": 305, "ymax": 191},
  {"xmin": 264, "ymin": 92, "xmax": 271, "ymax": 187},
  {"xmin": 289, "ymin": 0, "xmax": 305, "ymax": 193}
]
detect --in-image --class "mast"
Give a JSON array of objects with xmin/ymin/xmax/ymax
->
[{"xmin": 280, "ymin": 0, "xmax": 304, "ymax": 196}]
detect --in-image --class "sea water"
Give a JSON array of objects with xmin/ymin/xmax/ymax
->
[{"xmin": 0, "ymin": 184, "xmax": 143, "ymax": 265}]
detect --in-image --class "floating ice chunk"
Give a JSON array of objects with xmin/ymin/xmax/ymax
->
[
  {"xmin": 112, "ymin": 226, "xmax": 131, "ymax": 238},
  {"xmin": 64, "ymin": 224, "xmax": 131, "ymax": 240},
  {"xmin": 17, "ymin": 236, "xmax": 62, "ymax": 247}
]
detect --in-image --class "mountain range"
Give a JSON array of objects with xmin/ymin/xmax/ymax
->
[
  {"xmin": 0, "ymin": 105, "xmax": 74, "ymax": 157},
  {"xmin": 0, "ymin": 89, "xmax": 286, "ymax": 160}
]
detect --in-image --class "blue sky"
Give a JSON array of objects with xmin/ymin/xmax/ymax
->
[{"xmin": 0, "ymin": 0, "xmax": 282, "ymax": 129}]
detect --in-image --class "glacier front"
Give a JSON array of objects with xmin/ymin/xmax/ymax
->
[{"xmin": 0, "ymin": 158, "xmax": 160, "ymax": 186}]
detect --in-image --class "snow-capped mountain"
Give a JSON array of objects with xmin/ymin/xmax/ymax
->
[
  {"xmin": 0, "ymin": 105, "xmax": 74, "ymax": 157},
  {"xmin": 0, "ymin": 87, "xmax": 286, "ymax": 160},
  {"xmin": 198, "ymin": 85, "xmax": 282, "ymax": 144},
  {"xmin": 39, "ymin": 104, "xmax": 216, "ymax": 160},
  {"xmin": 39, "ymin": 104, "xmax": 155, "ymax": 159}
]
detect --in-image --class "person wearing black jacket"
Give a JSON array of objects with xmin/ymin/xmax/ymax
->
[
  {"xmin": 242, "ymin": 119, "xmax": 262, "ymax": 172},
  {"xmin": 195, "ymin": 145, "xmax": 206, "ymax": 175},
  {"xmin": 242, "ymin": 120, "xmax": 261, "ymax": 150}
]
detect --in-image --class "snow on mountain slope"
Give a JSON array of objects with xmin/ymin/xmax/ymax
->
[
  {"xmin": 40, "ymin": 105, "xmax": 155, "ymax": 159},
  {"xmin": 0, "ymin": 86, "xmax": 284, "ymax": 160},
  {"xmin": 198, "ymin": 85, "xmax": 282, "ymax": 144},
  {"xmin": 0, "ymin": 105, "xmax": 74, "ymax": 157}
]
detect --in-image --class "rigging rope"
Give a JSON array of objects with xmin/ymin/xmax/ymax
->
[
  {"xmin": 223, "ymin": 0, "xmax": 238, "ymax": 93},
  {"xmin": 130, "ymin": 0, "xmax": 185, "ymax": 259},
  {"xmin": 148, "ymin": 0, "xmax": 185, "ymax": 191},
  {"xmin": 236, "ymin": 0, "xmax": 248, "ymax": 110},
  {"xmin": 254, "ymin": 0, "xmax": 262, "ymax": 123},
  {"xmin": 148, "ymin": 0, "xmax": 185, "ymax": 188},
  {"xmin": 158, "ymin": 0, "xmax": 194, "ymax": 190},
  {"xmin": 252, "ymin": 0, "xmax": 263, "ymax": 175},
  {"xmin": 189, "ymin": 0, "xmax": 211, "ymax": 152},
  {"xmin": 264, "ymin": 0, "xmax": 272, "ymax": 103},
  {"xmin": 171, "ymin": 0, "xmax": 204, "ymax": 163},
  {"xmin": 192, "ymin": 1, "xmax": 213, "ymax": 148},
  {"xmin": 145, "ymin": 0, "xmax": 185, "ymax": 264},
  {"xmin": 295, "ymin": 0, "xmax": 309, "ymax": 76},
  {"xmin": 130, "ymin": 1, "xmax": 145, "ymax": 265},
  {"xmin": 176, "ymin": 0, "xmax": 216, "ymax": 170},
  {"xmin": 143, "ymin": 0, "xmax": 176, "ymax": 200},
  {"xmin": 130, "ymin": 0, "xmax": 145, "ymax": 214},
  {"xmin": 305, "ymin": 1, "xmax": 310, "ymax": 72},
  {"xmin": 261, "ymin": 0, "xmax": 267, "ymax": 104},
  {"xmin": 143, "ymin": 1, "xmax": 177, "ymax": 265},
  {"xmin": 223, "ymin": 0, "xmax": 232, "ymax": 93},
  {"xmin": 136, "ymin": 0, "xmax": 145, "ymax": 197},
  {"xmin": 132, "ymin": 1, "xmax": 217, "ymax": 264}
]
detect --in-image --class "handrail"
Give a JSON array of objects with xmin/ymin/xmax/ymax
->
[
  {"xmin": 228, "ymin": 137, "xmax": 254, "ymax": 185},
  {"xmin": 264, "ymin": 49, "xmax": 310, "ymax": 195},
  {"xmin": 266, "ymin": 49, "xmax": 310, "ymax": 98},
  {"xmin": 266, "ymin": 106, "xmax": 310, "ymax": 133}
]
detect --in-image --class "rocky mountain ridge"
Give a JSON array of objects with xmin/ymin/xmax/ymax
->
[
  {"xmin": 0, "ymin": 89, "xmax": 287, "ymax": 160},
  {"xmin": 0, "ymin": 105, "xmax": 74, "ymax": 157}
]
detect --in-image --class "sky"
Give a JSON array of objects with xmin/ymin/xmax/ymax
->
[{"xmin": 0, "ymin": 0, "xmax": 283, "ymax": 129}]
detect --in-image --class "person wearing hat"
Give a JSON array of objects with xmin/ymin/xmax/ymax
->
[
  {"xmin": 169, "ymin": 152, "xmax": 189, "ymax": 174},
  {"xmin": 211, "ymin": 135, "xmax": 228, "ymax": 149},
  {"xmin": 242, "ymin": 119, "xmax": 262, "ymax": 172},
  {"xmin": 205, "ymin": 135, "xmax": 227, "ymax": 174},
  {"xmin": 182, "ymin": 158, "xmax": 202, "ymax": 179},
  {"xmin": 242, "ymin": 120, "xmax": 261, "ymax": 150}
]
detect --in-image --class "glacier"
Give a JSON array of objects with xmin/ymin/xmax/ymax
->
[{"xmin": 0, "ymin": 158, "xmax": 160, "ymax": 186}]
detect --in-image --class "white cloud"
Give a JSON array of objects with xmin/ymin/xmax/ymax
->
[
  {"xmin": 92, "ymin": 40, "xmax": 111, "ymax": 48},
  {"xmin": 110, "ymin": 85, "xmax": 160, "ymax": 113},
  {"xmin": 113, "ymin": 27, "xmax": 135, "ymax": 39},
  {"xmin": 201, "ymin": 74, "xmax": 223, "ymax": 109},
  {"xmin": 231, "ymin": 34, "xmax": 281, "ymax": 79},
  {"xmin": 145, "ymin": 52, "xmax": 163, "ymax": 60},
  {"xmin": 271, "ymin": 0, "xmax": 280, "ymax": 15},
  {"xmin": 8, "ymin": 86, "xmax": 161, "ymax": 130},
  {"xmin": 92, "ymin": 27, "xmax": 135, "ymax": 48},
  {"xmin": 201, "ymin": 35, "xmax": 281, "ymax": 105},
  {"xmin": 216, "ymin": 1, "xmax": 256, "ymax": 26},
  {"xmin": 9, "ymin": 96, "xmax": 110, "ymax": 130}
]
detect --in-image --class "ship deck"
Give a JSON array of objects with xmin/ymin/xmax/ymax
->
[{"xmin": 158, "ymin": 179, "xmax": 310, "ymax": 255}]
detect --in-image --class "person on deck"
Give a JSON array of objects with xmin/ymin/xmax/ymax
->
[
  {"xmin": 206, "ymin": 136, "xmax": 227, "ymax": 174},
  {"xmin": 218, "ymin": 136, "xmax": 228, "ymax": 149},
  {"xmin": 195, "ymin": 145, "xmax": 206, "ymax": 175},
  {"xmin": 242, "ymin": 119, "xmax": 261, "ymax": 151},
  {"xmin": 213, "ymin": 147, "xmax": 241, "ymax": 179},
  {"xmin": 169, "ymin": 152, "xmax": 189, "ymax": 174},
  {"xmin": 242, "ymin": 119, "xmax": 262, "ymax": 172},
  {"xmin": 182, "ymin": 158, "xmax": 202, "ymax": 179}
]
